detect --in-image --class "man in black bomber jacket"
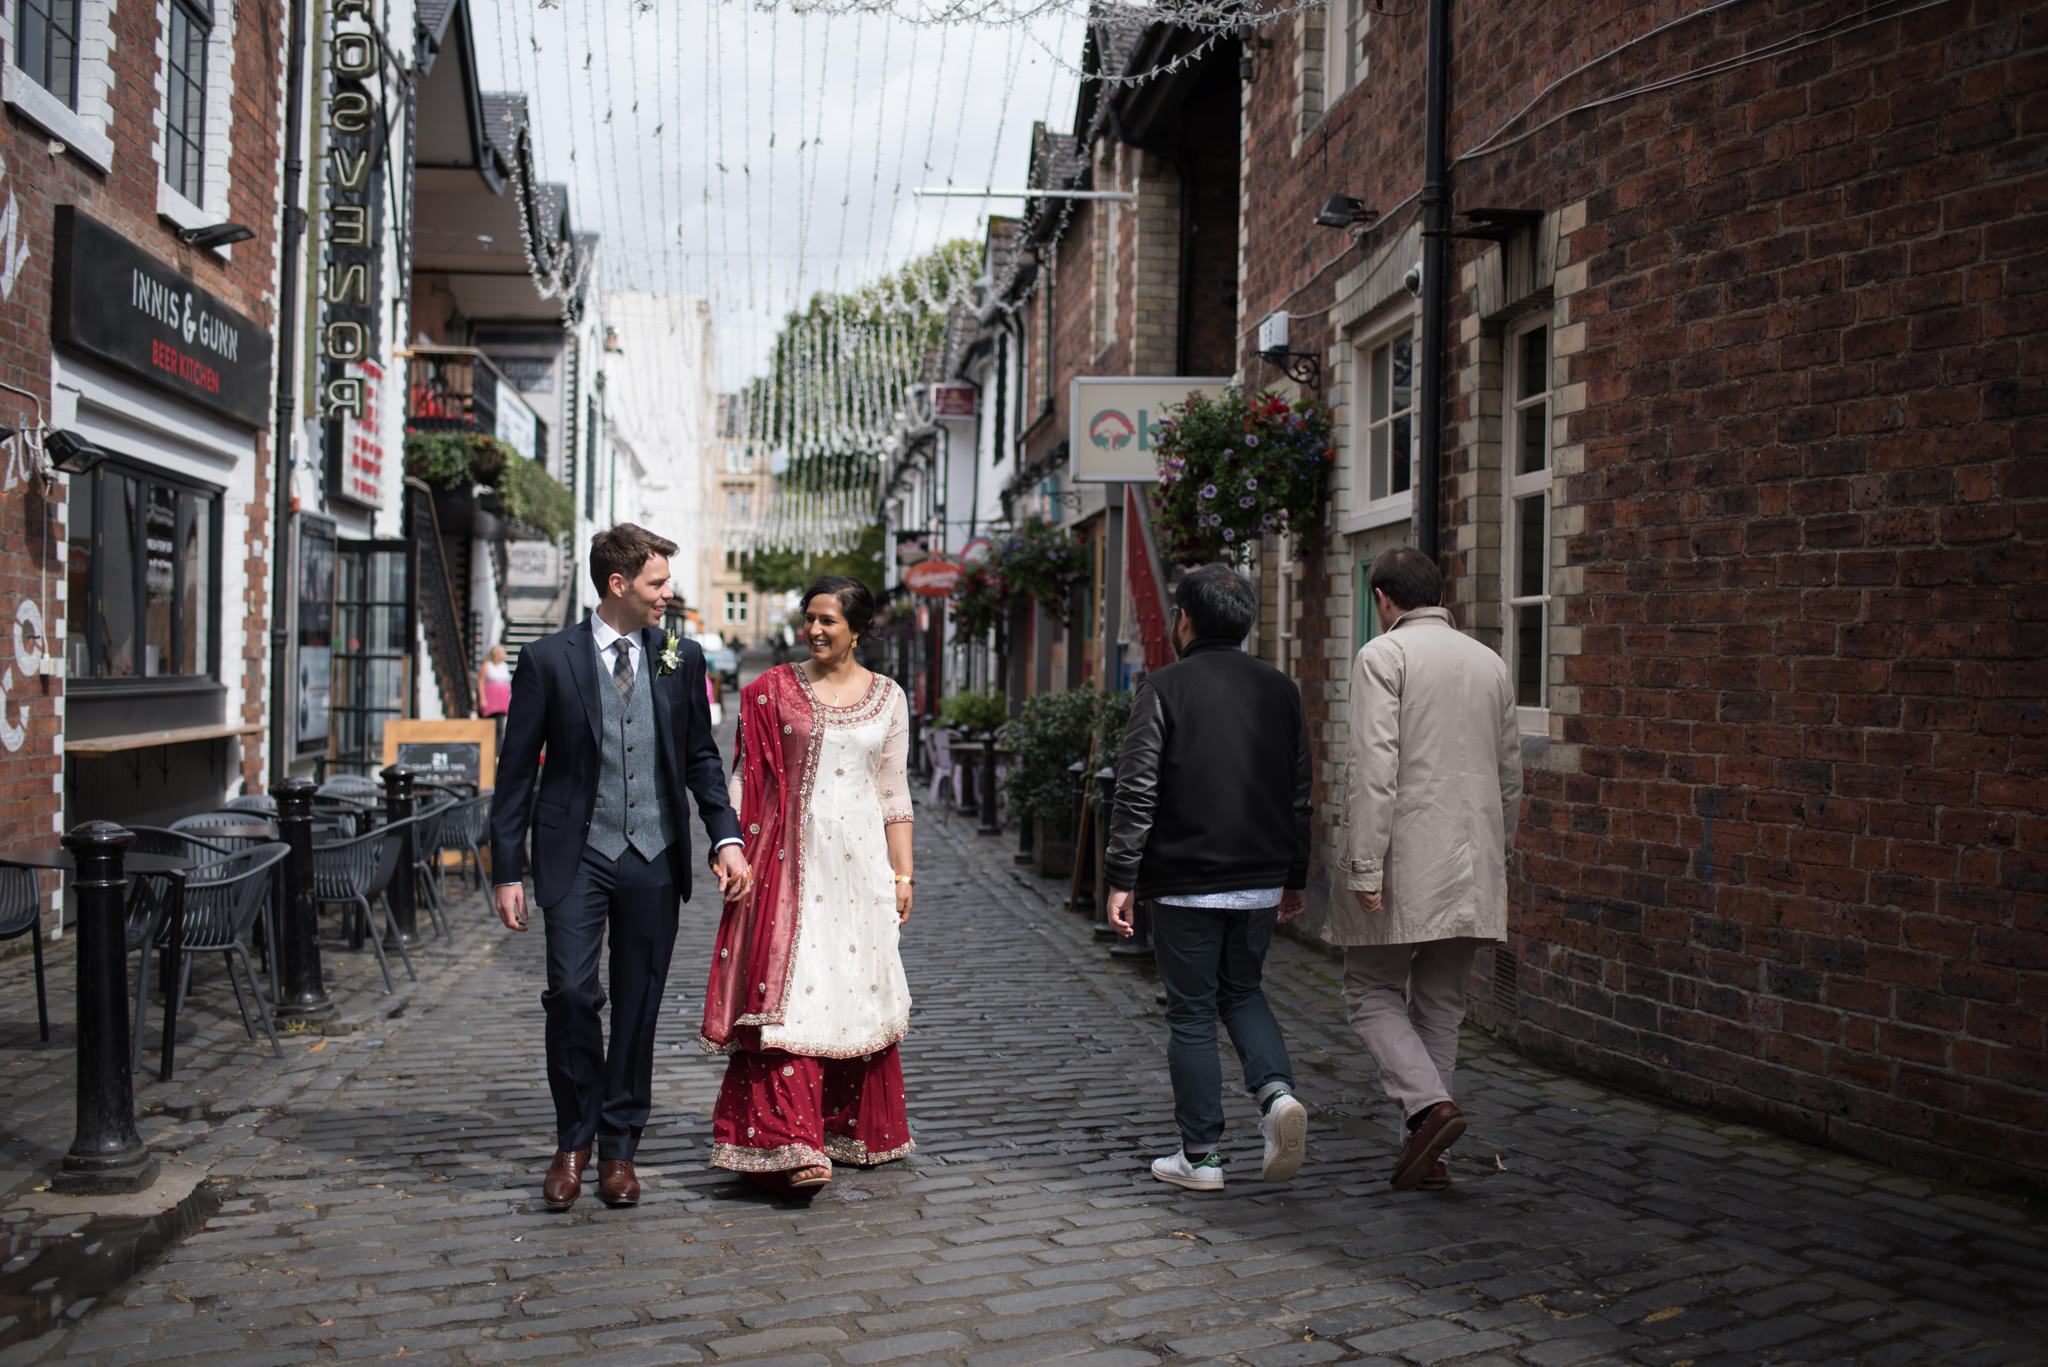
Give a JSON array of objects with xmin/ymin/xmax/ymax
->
[{"xmin": 1104, "ymin": 563, "xmax": 1314, "ymax": 1193}]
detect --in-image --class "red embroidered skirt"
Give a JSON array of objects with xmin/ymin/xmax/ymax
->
[{"xmin": 710, "ymin": 1045, "xmax": 913, "ymax": 1173}]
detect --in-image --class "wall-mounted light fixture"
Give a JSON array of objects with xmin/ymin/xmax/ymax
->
[
  {"xmin": 176, "ymin": 221, "xmax": 255, "ymax": 250},
  {"xmin": 1314, "ymin": 195, "xmax": 1380, "ymax": 230},
  {"xmin": 1256, "ymin": 313, "xmax": 1321, "ymax": 387},
  {"xmin": 1236, "ymin": 24, "xmax": 1274, "ymax": 81},
  {"xmin": 44, "ymin": 429, "xmax": 108, "ymax": 476}
]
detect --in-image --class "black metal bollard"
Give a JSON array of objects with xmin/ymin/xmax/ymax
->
[
  {"xmin": 1014, "ymin": 810, "xmax": 1034, "ymax": 865},
  {"xmin": 381, "ymin": 765, "xmax": 419, "ymax": 943},
  {"xmin": 977, "ymin": 735, "xmax": 1001, "ymax": 836},
  {"xmin": 274, "ymin": 778, "xmax": 330, "ymax": 1019},
  {"xmin": 54, "ymin": 822, "xmax": 159, "ymax": 1195},
  {"xmin": 1093, "ymin": 765, "xmax": 1117, "ymax": 938}
]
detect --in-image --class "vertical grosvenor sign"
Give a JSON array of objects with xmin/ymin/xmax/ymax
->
[{"xmin": 320, "ymin": 0, "xmax": 387, "ymax": 503}]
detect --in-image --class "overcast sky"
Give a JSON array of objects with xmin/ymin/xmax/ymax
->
[{"xmin": 469, "ymin": 0, "xmax": 1088, "ymax": 392}]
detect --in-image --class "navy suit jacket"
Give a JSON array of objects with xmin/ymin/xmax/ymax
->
[{"xmin": 489, "ymin": 618, "xmax": 741, "ymax": 909}]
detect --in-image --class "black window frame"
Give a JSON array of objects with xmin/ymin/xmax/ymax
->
[
  {"xmin": 65, "ymin": 458, "xmax": 224, "ymax": 689},
  {"xmin": 328, "ymin": 538, "xmax": 415, "ymax": 768},
  {"xmin": 164, "ymin": 0, "xmax": 212, "ymax": 204},
  {"xmin": 14, "ymin": 0, "xmax": 81, "ymax": 108}
]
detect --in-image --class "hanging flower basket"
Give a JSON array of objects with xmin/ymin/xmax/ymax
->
[
  {"xmin": 949, "ymin": 559, "xmax": 1007, "ymax": 640},
  {"xmin": 993, "ymin": 518, "xmax": 1090, "ymax": 624},
  {"xmin": 870, "ymin": 600, "xmax": 922, "ymax": 644},
  {"xmin": 1149, "ymin": 388, "xmax": 1334, "ymax": 566}
]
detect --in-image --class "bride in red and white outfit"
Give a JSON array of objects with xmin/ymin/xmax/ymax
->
[{"xmin": 700, "ymin": 575, "xmax": 916, "ymax": 1193}]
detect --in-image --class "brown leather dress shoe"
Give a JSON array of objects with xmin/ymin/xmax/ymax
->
[
  {"xmin": 543, "ymin": 1147, "xmax": 591, "ymax": 1211},
  {"xmin": 1389, "ymin": 1101, "xmax": 1466, "ymax": 1191},
  {"xmin": 598, "ymin": 1159, "xmax": 640, "ymax": 1207}
]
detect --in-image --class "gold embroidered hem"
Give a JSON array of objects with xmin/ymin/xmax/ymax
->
[
  {"xmin": 709, "ymin": 1140, "xmax": 831, "ymax": 1173},
  {"xmin": 824, "ymin": 1133, "xmax": 915, "ymax": 1167},
  {"xmin": 758, "ymin": 1018, "xmax": 908, "ymax": 1061}
]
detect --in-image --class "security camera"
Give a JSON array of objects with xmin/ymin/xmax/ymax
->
[{"xmin": 1403, "ymin": 261, "xmax": 1424, "ymax": 297}]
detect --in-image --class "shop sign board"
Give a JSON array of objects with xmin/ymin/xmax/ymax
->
[
  {"xmin": 49, "ymin": 206, "xmax": 273, "ymax": 427},
  {"xmin": 383, "ymin": 718, "xmax": 498, "ymax": 789},
  {"xmin": 932, "ymin": 383, "xmax": 977, "ymax": 418},
  {"xmin": 905, "ymin": 558, "xmax": 961, "ymax": 597},
  {"xmin": 1068, "ymin": 376, "xmax": 1230, "ymax": 483}
]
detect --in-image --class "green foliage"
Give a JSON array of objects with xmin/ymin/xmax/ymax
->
[
  {"xmin": 1088, "ymin": 689, "xmax": 1135, "ymax": 811},
  {"xmin": 404, "ymin": 430, "xmax": 574, "ymax": 540},
  {"xmin": 939, "ymin": 687, "xmax": 1008, "ymax": 738},
  {"xmin": 949, "ymin": 559, "xmax": 1006, "ymax": 641},
  {"xmin": 742, "ymin": 523, "xmax": 887, "ymax": 598},
  {"xmin": 992, "ymin": 518, "xmax": 1090, "ymax": 625},
  {"xmin": 1150, "ymin": 388, "xmax": 1334, "ymax": 565},
  {"xmin": 870, "ymin": 600, "xmax": 922, "ymax": 644},
  {"xmin": 1000, "ymin": 687, "xmax": 1106, "ymax": 836}
]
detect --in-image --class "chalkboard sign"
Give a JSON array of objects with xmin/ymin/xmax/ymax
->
[
  {"xmin": 396, "ymin": 741, "xmax": 482, "ymax": 785},
  {"xmin": 382, "ymin": 719, "xmax": 497, "ymax": 788}
]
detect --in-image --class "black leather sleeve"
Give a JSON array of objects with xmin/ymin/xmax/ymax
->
[
  {"xmin": 1103, "ymin": 681, "xmax": 1165, "ymax": 892},
  {"xmin": 1288, "ymin": 692, "xmax": 1313, "ymax": 889}
]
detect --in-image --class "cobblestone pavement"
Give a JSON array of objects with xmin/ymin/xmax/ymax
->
[{"xmin": 4, "ymin": 746, "xmax": 2047, "ymax": 1363}]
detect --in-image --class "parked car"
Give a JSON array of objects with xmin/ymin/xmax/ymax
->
[{"xmin": 692, "ymin": 631, "xmax": 742, "ymax": 693}]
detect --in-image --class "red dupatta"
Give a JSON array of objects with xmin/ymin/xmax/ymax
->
[{"xmin": 701, "ymin": 664, "xmax": 814, "ymax": 1051}]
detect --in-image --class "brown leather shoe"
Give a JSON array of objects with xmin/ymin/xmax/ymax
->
[
  {"xmin": 598, "ymin": 1159, "xmax": 640, "ymax": 1207},
  {"xmin": 1389, "ymin": 1101, "xmax": 1466, "ymax": 1191},
  {"xmin": 543, "ymin": 1147, "xmax": 591, "ymax": 1211}
]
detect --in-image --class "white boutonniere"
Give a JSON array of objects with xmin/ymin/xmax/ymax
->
[{"xmin": 658, "ymin": 630, "xmax": 682, "ymax": 676}]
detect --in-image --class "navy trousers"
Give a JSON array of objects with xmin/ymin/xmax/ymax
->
[
  {"xmin": 541, "ymin": 843, "xmax": 679, "ymax": 1160},
  {"xmin": 1150, "ymin": 904, "xmax": 1295, "ymax": 1154}
]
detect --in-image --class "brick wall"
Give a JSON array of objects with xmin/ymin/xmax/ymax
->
[
  {"xmin": 1237, "ymin": 0, "xmax": 2045, "ymax": 1189},
  {"xmin": 0, "ymin": 0, "xmax": 285, "ymax": 916}
]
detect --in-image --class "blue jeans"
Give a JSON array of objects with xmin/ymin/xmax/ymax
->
[{"xmin": 1150, "ymin": 904, "xmax": 1294, "ymax": 1154}]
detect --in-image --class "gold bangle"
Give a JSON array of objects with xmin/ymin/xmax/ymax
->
[{"xmin": 893, "ymin": 874, "xmax": 914, "ymax": 884}]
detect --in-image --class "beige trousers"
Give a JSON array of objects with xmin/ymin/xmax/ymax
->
[{"xmin": 1341, "ymin": 938, "xmax": 1482, "ymax": 1123}]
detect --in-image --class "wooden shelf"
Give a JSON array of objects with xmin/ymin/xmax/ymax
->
[{"xmin": 65, "ymin": 722, "xmax": 264, "ymax": 757}]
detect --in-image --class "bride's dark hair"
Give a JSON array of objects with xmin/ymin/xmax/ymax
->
[{"xmin": 802, "ymin": 575, "xmax": 877, "ymax": 638}]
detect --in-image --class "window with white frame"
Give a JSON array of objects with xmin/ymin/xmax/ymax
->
[
  {"xmin": 724, "ymin": 487, "xmax": 752, "ymax": 524},
  {"xmin": 1324, "ymin": 0, "xmax": 1371, "ymax": 104},
  {"xmin": 1503, "ymin": 316, "xmax": 1551, "ymax": 725},
  {"xmin": 1344, "ymin": 315, "xmax": 1416, "ymax": 529},
  {"xmin": 15, "ymin": 0, "xmax": 81, "ymax": 105},
  {"xmin": 724, "ymin": 591, "xmax": 749, "ymax": 626},
  {"xmin": 163, "ymin": 0, "xmax": 207, "ymax": 202},
  {"xmin": 152, "ymin": 0, "xmax": 234, "ymax": 230}
]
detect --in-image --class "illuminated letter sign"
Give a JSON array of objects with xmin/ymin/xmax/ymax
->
[{"xmin": 319, "ymin": 0, "xmax": 386, "ymax": 504}]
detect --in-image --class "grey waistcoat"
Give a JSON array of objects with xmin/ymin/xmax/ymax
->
[{"xmin": 588, "ymin": 647, "xmax": 677, "ymax": 864}]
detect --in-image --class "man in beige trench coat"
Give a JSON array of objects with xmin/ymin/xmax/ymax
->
[{"xmin": 1338, "ymin": 547, "xmax": 1522, "ymax": 1191}]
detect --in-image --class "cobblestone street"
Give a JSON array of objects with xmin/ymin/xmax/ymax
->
[{"xmin": 2, "ymin": 787, "xmax": 2043, "ymax": 1366}]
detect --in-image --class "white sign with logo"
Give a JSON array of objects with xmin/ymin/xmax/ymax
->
[{"xmin": 1068, "ymin": 377, "xmax": 1231, "ymax": 483}]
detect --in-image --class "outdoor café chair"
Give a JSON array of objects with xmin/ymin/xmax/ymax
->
[
  {"xmin": 410, "ymin": 795, "xmax": 458, "ymax": 939},
  {"xmin": 226, "ymin": 794, "xmax": 278, "ymax": 816},
  {"xmin": 141, "ymin": 843, "xmax": 292, "ymax": 1063},
  {"xmin": 0, "ymin": 865, "xmax": 49, "ymax": 1043},
  {"xmin": 926, "ymin": 728, "xmax": 972, "ymax": 810},
  {"xmin": 318, "ymin": 775, "xmax": 383, "ymax": 801},
  {"xmin": 312, "ymin": 820, "xmax": 418, "ymax": 993},
  {"xmin": 126, "ymin": 827, "xmax": 240, "ymax": 1077},
  {"xmin": 437, "ymin": 791, "xmax": 493, "ymax": 891}
]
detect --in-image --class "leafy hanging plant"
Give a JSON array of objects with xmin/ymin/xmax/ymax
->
[
  {"xmin": 404, "ymin": 430, "xmax": 573, "ymax": 540},
  {"xmin": 993, "ymin": 518, "xmax": 1090, "ymax": 624},
  {"xmin": 1150, "ymin": 388, "xmax": 1334, "ymax": 566},
  {"xmin": 949, "ymin": 558, "xmax": 1007, "ymax": 640},
  {"xmin": 870, "ymin": 600, "xmax": 922, "ymax": 644}
]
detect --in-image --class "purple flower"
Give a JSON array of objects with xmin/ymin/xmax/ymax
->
[
  {"xmin": 1245, "ymin": 434, "xmax": 1259, "ymax": 447},
  {"xmin": 1223, "ymin": 528, "xmax": 1236, "ymax": 542},
  {"xmin": 1244, "ymin": 477, "xmax": 1257, "ymax": 490},
  {"xmin": 1200, "ymin": 484, "xmax": 1217, "ymax": 500},
  {"xmin": 1240, "ymin": 496, "xmax": 1255, "ymax": 508}
]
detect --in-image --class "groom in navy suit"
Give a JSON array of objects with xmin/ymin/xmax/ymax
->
[{"xmin": 491, "ymin": 523, "xmax": 749, "ymax": 1211}]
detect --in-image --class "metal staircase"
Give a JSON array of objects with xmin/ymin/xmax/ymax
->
[{"xmin": 406, "ymin": 477, "xmax": 475, "ymax": 718}]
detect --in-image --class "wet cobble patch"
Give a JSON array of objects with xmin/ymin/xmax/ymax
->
[{"xmin": 2, "ymin": 784, "xmax": 2044, "ymax": 1366}]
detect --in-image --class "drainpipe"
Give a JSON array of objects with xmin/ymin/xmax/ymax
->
[
  {"xmin": 1415, "ymin": 0, "xmax": 1451, "ymax": 565},
  {"xmin": 269, "ymin": 0, "xmax": 310, "ymax": 788}
]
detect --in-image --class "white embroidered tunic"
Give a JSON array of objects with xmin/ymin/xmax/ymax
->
[{"xmin": 731, "ymin": 670, "xmax": 914, "ymax": 1058}]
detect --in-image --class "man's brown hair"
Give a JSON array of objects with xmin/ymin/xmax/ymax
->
[{"xmin": 589, "ymin": 523, "xmax": 678, "ymax": 597}]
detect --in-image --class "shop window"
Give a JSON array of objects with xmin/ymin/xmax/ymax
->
[
  {"xmin": 1343, "ymin": 315, "xmax": 1416, "ymax": 532},
  {"xmin": 163, "ymin": 0, "xmax": 208, "ymax": 203},
  {"xmin": 1503, "ymin": 317, "xmax": 1551, "ymax": 728},
  {"xmin": 65, "ymin": 463, "xmax": 219, "ymax": 683},
  {"xmin": 330, "ymin": 540, "xmax": 412, "ymax": 766},
  {"xmin": 14, "ymin": 0, "xmax": 80, "ymax": 106}
]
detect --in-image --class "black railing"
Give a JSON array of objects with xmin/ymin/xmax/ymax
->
[
  {"xmin": 406, "ymin": 479, "xmax": 474, "ymax": 720},
  {"xmin": 407, "ymin": 348, "xmax": 499, "ymax": 434}
]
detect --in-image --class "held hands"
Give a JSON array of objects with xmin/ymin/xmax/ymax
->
[
  {"xmin": 495, "ymin": 883, "xmax": 527, "ymax": 932},
  {"xmin": 1106, "ymin": 888, "xmax": 1136, "ymax": 939},
  {"xmin": 714, "ymin": 845, "xmax": 753, "ymax": 903}
]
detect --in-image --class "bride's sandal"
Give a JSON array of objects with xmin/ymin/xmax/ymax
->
[{"xmin": 784, "ymin": 1164, "xmax": 832, "ymax": 1191}]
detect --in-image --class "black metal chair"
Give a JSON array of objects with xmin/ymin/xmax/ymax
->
[
  {"xmin": 318, "ymin": 775, "xmax": 383, "ymax": 802},
  {"xmin": 226, "ymin": 794, "xmax": 278, "ymax": 816},
  {"xmin": 141, "ymin": 843, "xmax": 291, "ymax": 1062},
  {"xmin": 125, "ymin": 826, "xmax": 240, "ymax": 1077},
  {"xmin": 410, "ymin": 795, "xmax": 458, "ymax": 938},
  {"xmin": 0, "ymin": 866, "xmax": 49, "ymax": 1043},
  {"xmin": 312, "ymin": 819, "xmax": 418, "ymax": 993},
  {"xmin": 437, "ymin": 791, "xmax": 494, "ymax": 892}
]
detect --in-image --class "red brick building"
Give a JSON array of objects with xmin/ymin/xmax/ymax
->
[
  {"xmin": 1225, "ymin": 0, "xmax": 2043, "ymax": 1188},
  {"xmin": 1, "ymin": 0, "xmax": 285, "ymax": 914}
]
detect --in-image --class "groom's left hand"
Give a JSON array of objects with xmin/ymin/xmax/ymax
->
[{"xmin": 714, "ymin": 844, "xmax": 752, "ymax": 902}]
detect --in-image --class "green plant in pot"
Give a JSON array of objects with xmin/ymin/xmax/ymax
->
[
  {"xmin": 1000, "ymin": 687, "xmax": 1103, "ymax": 844},
  {"xmin": 939, "ymin": 687, "xmax": 1007, "ymax": 739}
]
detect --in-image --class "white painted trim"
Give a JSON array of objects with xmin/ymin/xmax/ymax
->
[
  {"xmin": 0, "ymin": 64, "xmax": 112, "ymax": 171},
  {"xmin": 150, "ymin": 0, "xmax": 236, "ymax": 220},
  {"xmin": 1336, "ymin": 497, "xmax": 1415, "ymax": 537}
]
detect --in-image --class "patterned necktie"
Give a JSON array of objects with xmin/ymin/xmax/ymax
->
[{"xmin": 612, "ymin": 639, "xmax": 634, "ymax": 698}]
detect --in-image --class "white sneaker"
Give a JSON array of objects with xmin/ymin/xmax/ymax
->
[
  {"xmin": 1151, "ymin": 1149, "xmax": 1224, "ymax": 1191},
  {"xmin": 1259, "ymin": 1093, "xmax": 1308, "ymax": 1182}
]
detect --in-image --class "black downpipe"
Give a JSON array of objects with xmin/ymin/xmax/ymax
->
[
  {"xmin": 269, "ymin": 0, "xmax": 310, "ymax": 787},
  {"xmin": 1415, "ymin": 0, "xmax": 1451, "ymax": 565}
]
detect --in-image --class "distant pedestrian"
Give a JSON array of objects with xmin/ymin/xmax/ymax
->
[
  {"xmin": 1105, "ymin": 563, "xmax": 1312, "ymax": 1192},
  {"xmin": 1339, "ymin": 547, "xmax": 1522, "ymax": 1192},
  {"xmin": 478, "ymin": 643, "xmax": 511, "ymax": 746}
]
